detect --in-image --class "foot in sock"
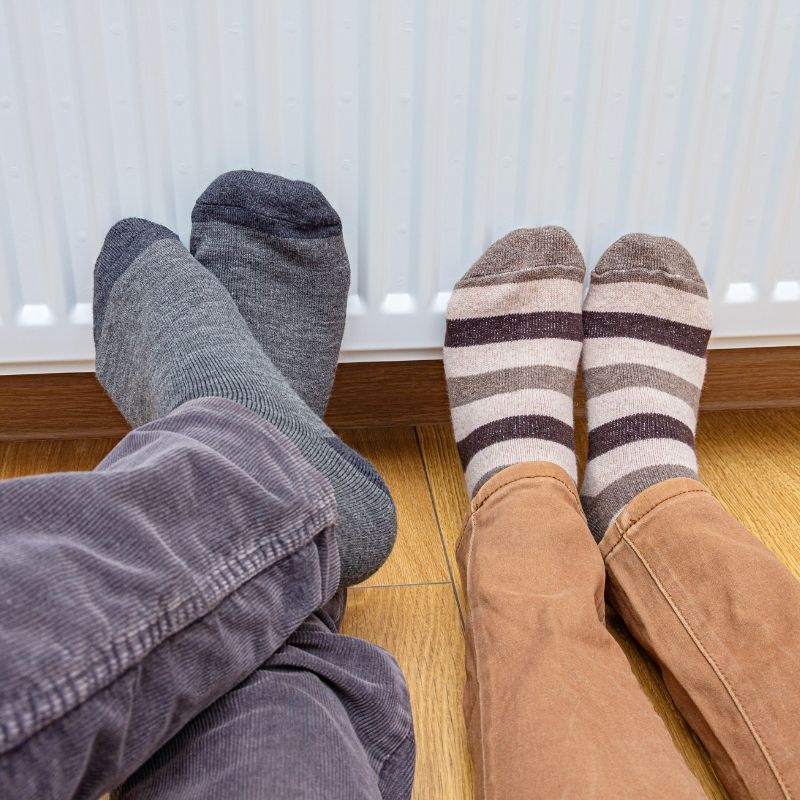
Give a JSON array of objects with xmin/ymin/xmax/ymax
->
[
  {"xmin": 581, "ymin": 233, "xmax": 712, "ymax": 540},
  {"xmin": 93, "ymin": 218, "xmax": 394, "ymax": 587},
  {"xmin": 190, "ymin": 171, "xmax": 349, "ymax": 416},
  {"xmin": 443, "ymin": 227, "xmax": 585, "ymax": 497}
]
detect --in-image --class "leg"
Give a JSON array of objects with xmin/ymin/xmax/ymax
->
[
  {"xmin": 93, "ymin": 217, "xmax": 395, "ymax": 587},
  {"xmin": 444, "ymin": 228, "xmax": 703, "ymax": 798},
  {"xmin": 0, "ymin": 398, "xmax": 339, "ymax": 800},
  {"xmin": 87, "ymin": 190, "xmax": 408, "ymax": 797},
  {"xmin": 581, "ymin": 233, "xmax": 800, "ymax": 797},
  {"xmin": 114, "ymin": 613, "xmax": 415, "ymax": 800},
  {"xmin": 458, "ymin": 462, "xmax": 704, "ymax": 799},
  {"xmin": 600, "ymin": 479, "xmax": 800, "ymax": 800}
]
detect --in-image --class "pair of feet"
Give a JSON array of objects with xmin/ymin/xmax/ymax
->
[
  {"xmin": 445, "ymin": 227, "xmax": 712, "ymax": 540},
  {"xmin": 93, "ymin": 171, "xmax": 395, "ymax": 588}
]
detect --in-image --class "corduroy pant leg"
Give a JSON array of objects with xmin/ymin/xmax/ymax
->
[{"xmin": 0, "ymin": 398, "xmax": 340, "ymax": 800}]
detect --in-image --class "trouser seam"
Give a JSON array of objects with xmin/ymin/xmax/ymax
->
[
  {"xmin": 462, "ymin": 511, "xmax": 489, "ymax": 800},
  {"xmin": 0, "ymin": 505, "xmax": 334, "ymax": 755},
  {"xmin": 471, "ymin": 473, "xmax": 582, "ymax": 515},
  {"xmin": 603, "ymin": 487, "xmax": 710, "ymax": 559},
  {"xmin": 618, "ymin": 533, "xmax": 791, "ymax": 799},
  {"xmin": 376, "ymin": 712, "xmax": 415, "ymax": 791}
]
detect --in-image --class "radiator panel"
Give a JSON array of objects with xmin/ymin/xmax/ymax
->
[{"xmin": 1, "ymin": 0, "xmax": 798, "ymax": 373}]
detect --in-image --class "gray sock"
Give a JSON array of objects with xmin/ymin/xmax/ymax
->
[
  {"xmin": 93, "ymin": 218, "xmax": 395, "ymax": 587},
  {"xmin": 189, "ymin": 171, "xmax": 349, "ymax": 417}
]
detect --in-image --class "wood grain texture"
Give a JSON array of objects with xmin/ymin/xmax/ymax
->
[
  {"xmin": 415, "ymin": 425, "xmax": 469, "ymax": 618},
  {"xmin": 0, "ymin": 373, "xmax": 128, "ymax": 440},
  {"xmin": 697, "ymin": 408, "xmax": 800, "ymax": 578},
  {"xmin": 342, "ymin": 584, "xmax": 474, "ymax": 800},
  {"xmin": 0, "ymin": 436, "xmax": 120, "ymax": 478},
  {"xmin": 337, "ymin": 426, "xmax": 450, "ymax": 587},
  {"xmin": 2, "ymin": 346, "xmax": 799, "ymax": 439},
  {"xmin": 326, "ymin": 361, "xmax": 450, "ymax": 428},
  {"xmin": 700, "ymin": 348, "xmax": 800, "ymax": 411}
]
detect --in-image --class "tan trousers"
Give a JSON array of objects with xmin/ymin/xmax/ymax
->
[{"xmin": 457, "ymin": 462, "xmax": 800, "ymax": 800}]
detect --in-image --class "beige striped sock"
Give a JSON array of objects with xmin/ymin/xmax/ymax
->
[
  {"xmin": 444, "ymin": 227, "xmax": 585, "ymax": 497},
  {"xmin": 581, "ymin": 233, "xmax": 712, "ymax": 540}
]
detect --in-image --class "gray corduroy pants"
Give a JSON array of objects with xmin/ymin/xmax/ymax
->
[{"xmin": 0, "ymin": 397, "xmax": 414, "ymax": 800}]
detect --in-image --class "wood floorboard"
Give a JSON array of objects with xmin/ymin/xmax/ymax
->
[
  {"xmin": 337, "ymin": 426, "xmax": 451, "ymax": 587},
  {"xmin": 415, "ymin": 425, "xmax": 470, "ymax": 619},
  {"xmin": 696, "ymin": 408, "xmax": 800, "ymax": 577},
  {"xmin": 0, "ymin": 436, "xmax": 120, "ymax": 478}
]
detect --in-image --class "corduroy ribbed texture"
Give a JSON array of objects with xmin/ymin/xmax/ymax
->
[
  {"xmin": 114, "ymin": 613, "xmax": 415, "ymax": 800},
  {"xmin": 444, "ymin": 227, "xmax": 585, "ymax": 496},
  {"xmin": 581, "ymin": 233, "xmax": 712, "ymax": 540}
]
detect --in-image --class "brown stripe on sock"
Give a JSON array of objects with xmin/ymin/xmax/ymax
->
[
  {"xmin": 458, "ymin": 263, "xmax": 584, "ymax": 288},
  {"xmin": 445, "ymin": 311, "xmax": 582, "ymax": 347},
  {"xmin": 582, "ymin": 364, "xmax": 701, "ymax": 407},
  {"xmin": 457, "ymin": 414, "xmax": 575, "ymax": 467},
  {"xmin": 588, "ymin": 413, "xmax": 695, "ymax": 458},
  {"xmin": 591, "ymin": 267, "xmax": 708, "ymax": 297},
  {"xmin": 447, "ymin": 365, "xmax": 577, "ymax": 407},
  {"xmin": 583, "ymin": 464, "xmax": 698, "ymax": 542},
  {"xmin": 583, "ymin": 311, "xmax": 711, "ymax": 357}
]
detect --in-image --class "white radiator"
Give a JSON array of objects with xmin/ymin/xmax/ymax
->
[{"xmin": 1, "ymin": 0, "xmax": 799, "ymax": 374}]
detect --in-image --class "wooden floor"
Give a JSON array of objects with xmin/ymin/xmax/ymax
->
[{"xmin": 3, "ymin": 408, "xmax": 800, "ymax": 799}]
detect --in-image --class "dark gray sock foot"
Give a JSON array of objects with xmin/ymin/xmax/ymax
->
[
  {"xmin": 93, "ymin": 218, "xmax": 394, "ymax": 587},
  {"xmin": 190, "ymin": 171, "xmax": 350, "ymax": 416}
]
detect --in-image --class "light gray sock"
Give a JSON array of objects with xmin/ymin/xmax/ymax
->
[
  {"xmin": 190, "ymin": 171, "xmax": 349, "ymax": 416},
  {"xmin": 93, "ymin": 218, "xmax": 395, "ymax": 587}
]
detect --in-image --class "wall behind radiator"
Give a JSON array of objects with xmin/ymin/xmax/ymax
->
[{"xmin": 1, "ymin": 0, "xmax": 799, "ymax": 373}]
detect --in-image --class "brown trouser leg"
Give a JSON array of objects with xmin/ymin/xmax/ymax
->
[
  {"xmin": 457, "ymin": 462, "xmax": 704, "ymax": 800},
  {"xmin": 601, "ymin": 477, "xmax": 800, "ymax": 800}
]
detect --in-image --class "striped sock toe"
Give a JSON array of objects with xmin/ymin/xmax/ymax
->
[
  {"xmin": 444, "ymin": 226, "xmax": 585, "ymax": 497},
  {"xmin": 581, "ymin": 233, "xmax": 712, "ymax": 540}
]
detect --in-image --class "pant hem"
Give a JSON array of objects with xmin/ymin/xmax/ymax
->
[{"xmin": 468, "ymin": 461, "xmax": 583, "ymax": 516}]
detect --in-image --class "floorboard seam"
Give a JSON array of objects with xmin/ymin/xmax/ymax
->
[
  {"xmin": 415, "ymin": 426, "xmax": 466, "ymax": 628},
  {"xmin": 350, "ymin": 581, "xmax": 452, "ymax": 590}
]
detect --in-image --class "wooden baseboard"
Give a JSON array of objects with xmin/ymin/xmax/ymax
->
[{"xmin": 1, "ymin": 346, "xmax": 799, "ymax": 440}]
